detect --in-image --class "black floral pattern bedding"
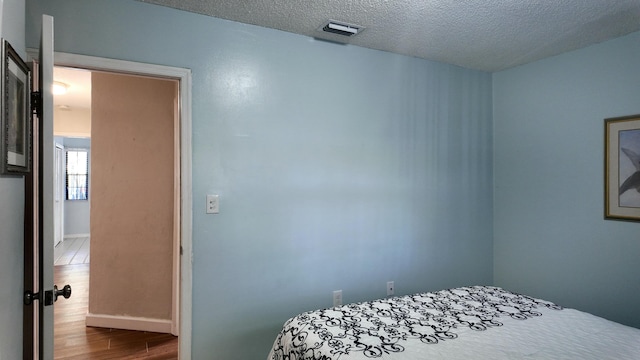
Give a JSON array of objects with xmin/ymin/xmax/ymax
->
[{"xmin": 268, "ymin": 286, "xmax": 563, "ymax": 360}]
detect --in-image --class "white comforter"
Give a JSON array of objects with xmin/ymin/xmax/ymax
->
[{"xmin": 267, "ymin": 286, "xmax": 640, "ymax": 359}]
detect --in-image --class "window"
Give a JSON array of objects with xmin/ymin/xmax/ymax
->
[{"xmin": 66, "ymin": 149, "xmax": 88, "ymax": 200}]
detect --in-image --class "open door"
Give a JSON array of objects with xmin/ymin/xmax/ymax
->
[
  {"xmin": 23, "ymin": 14, "xmax": 72, "ymax": 360},
  {"xmin": 38, "ymin": 14, "xmax": 56, "ymax": 359}
]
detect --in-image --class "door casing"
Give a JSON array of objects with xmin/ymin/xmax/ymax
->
[{"xmin": 53, "ymin": 144, "xmax": 64, "ymax": 248}]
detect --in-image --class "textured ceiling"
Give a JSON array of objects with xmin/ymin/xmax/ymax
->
[{"xmin": 137, "ymin": 0, "xmax": 640, "ymax": 72}]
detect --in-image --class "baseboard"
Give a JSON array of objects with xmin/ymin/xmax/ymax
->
[
  {"xmin": 64, "ymin": 233, "xmax": 90, "ymax": 239},
  {"xmin": 85, "ymin": 313, "xmax": 172, "ymax": 334}
]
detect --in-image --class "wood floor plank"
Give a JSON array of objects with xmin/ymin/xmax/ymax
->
[{"xmin": 54, "ymin": 263, "xmax": 178, "ymax": 359}]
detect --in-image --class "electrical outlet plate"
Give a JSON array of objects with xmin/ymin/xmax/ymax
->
[
  {"xmin": 333, "ymin": 290, "xmax": 342, "ymax": 307},
  {"xmin": 387, "ymin": 281, "xmax": 394, "ymax": 296}
]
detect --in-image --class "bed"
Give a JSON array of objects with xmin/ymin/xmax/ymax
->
[{"xmin": 267, "ymin": 286, "xmax": 640, "ymax": 359}]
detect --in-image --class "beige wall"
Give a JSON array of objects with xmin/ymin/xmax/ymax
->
[{"xmin": 89, "ymin": 72, "xmax": 178, "ymax": 323}]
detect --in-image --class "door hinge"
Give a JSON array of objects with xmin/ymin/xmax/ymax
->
[{"xmin": 31, "ymin": 91, "xmax": 41, "ymax": 117}]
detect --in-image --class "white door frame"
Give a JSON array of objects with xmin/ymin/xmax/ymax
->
[
  {"xmin": 53, "ymin": 143, "xmax": 64, "ymax": 247},
  {"xmin": 29, "ymin": 50, "xmax": 194, "ymax": 359}
]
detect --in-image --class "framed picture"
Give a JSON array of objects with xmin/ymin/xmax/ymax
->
[
  {"xmin": 1, "ymin": 39, "xmax": 31, "ymax": 175},
  {"xmin": 605, "ymin": 114, "xmax": 640, "ymax": 221}
]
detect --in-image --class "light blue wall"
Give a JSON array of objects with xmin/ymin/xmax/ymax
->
[
  {"xmin": 494, "ymin": 31, "xmax": 640, "ymax": 328},
  {"xmin": 0, "ymin": 1, "xmax": 25, "ymax": 358},
  {"xmin": 26, "ymin": 1, "xmax": 493, "ymax": 358}
]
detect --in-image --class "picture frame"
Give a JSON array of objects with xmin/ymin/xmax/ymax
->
[
  {"xmin": 604, "ymin": 114, "xmax": 640, "ymax": 221},
  {"xmin": 1, "ymin": 39, "xmax": 31, "ymax": 175}
]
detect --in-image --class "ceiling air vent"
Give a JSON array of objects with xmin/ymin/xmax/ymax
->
[{"xmin": 321, "ymin": 20, "xmax": 363, "ymax": 37}]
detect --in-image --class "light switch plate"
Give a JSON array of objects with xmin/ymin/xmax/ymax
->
[{"xmin": 206, "ymin": 194, "xmax": 219, "ymax": 214}]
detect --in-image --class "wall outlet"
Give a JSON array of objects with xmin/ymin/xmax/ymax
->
[
  {"xmin": 387, "ymin": 281, "xmax": 394, "ymax": 296},
  {"xmin": 206, "ymin": 194, "xmax": 219, "ymax": 214},
  {"xmin": 333, "ymin": 290, "xmax": 342, "ymax": 307}
]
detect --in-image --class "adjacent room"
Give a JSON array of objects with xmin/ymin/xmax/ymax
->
[
  {"xmin": 51, "ymin": 66, "xmax": 180, "ymax": 358},
  {"xmin": 0, "ymin": 0, "xmax": 637, "ymax": 359}
]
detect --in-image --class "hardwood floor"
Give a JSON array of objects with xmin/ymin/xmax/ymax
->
[{"xmin": 54, "ymin": 264, "xmax": 178, "ymax": 359}]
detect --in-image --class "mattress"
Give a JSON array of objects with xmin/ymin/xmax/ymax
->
[{"xmin": 267, "ymin": 286, "xmax": 640, "ymax": 359}]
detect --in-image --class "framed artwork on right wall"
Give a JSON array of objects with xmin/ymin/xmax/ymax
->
[{"xmin": 605, "ymin": 114, "xmax": 640, "ymax": 221}]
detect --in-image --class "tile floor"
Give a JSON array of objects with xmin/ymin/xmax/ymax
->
[{"xmin": 54, "ymin": 236, "xmax": 90, "ymax": 266}]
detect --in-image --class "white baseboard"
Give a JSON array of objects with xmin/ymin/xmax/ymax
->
[
  {"xmin": 85, "ymin": 313, "xmax": 172, "ymax": 334},
  {"xmin": 64, "ymin": 233, "xmax": 90, "ymax": 239}
]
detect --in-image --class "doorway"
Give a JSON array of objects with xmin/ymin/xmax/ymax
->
[
  {"xmin": 47, "ymin": 55, "xmax": 192, "ymax": 358},
  {"xmin": 53, "ymin": 66, "xmax": 179, "ymax": 357}
]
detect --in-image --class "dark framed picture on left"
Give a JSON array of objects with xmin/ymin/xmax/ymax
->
[{"xmin": 1, "ymin": 39, "xmax": 31, "ymax": 175}]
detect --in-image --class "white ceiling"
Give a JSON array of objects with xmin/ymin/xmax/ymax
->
[
  {"xmin": 53, "ymin": 66, "xmax": 91, "ymax": 111},
  {"xmin": 137, "ymin": 0, "xmax": 640, "ymax": 72}
]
